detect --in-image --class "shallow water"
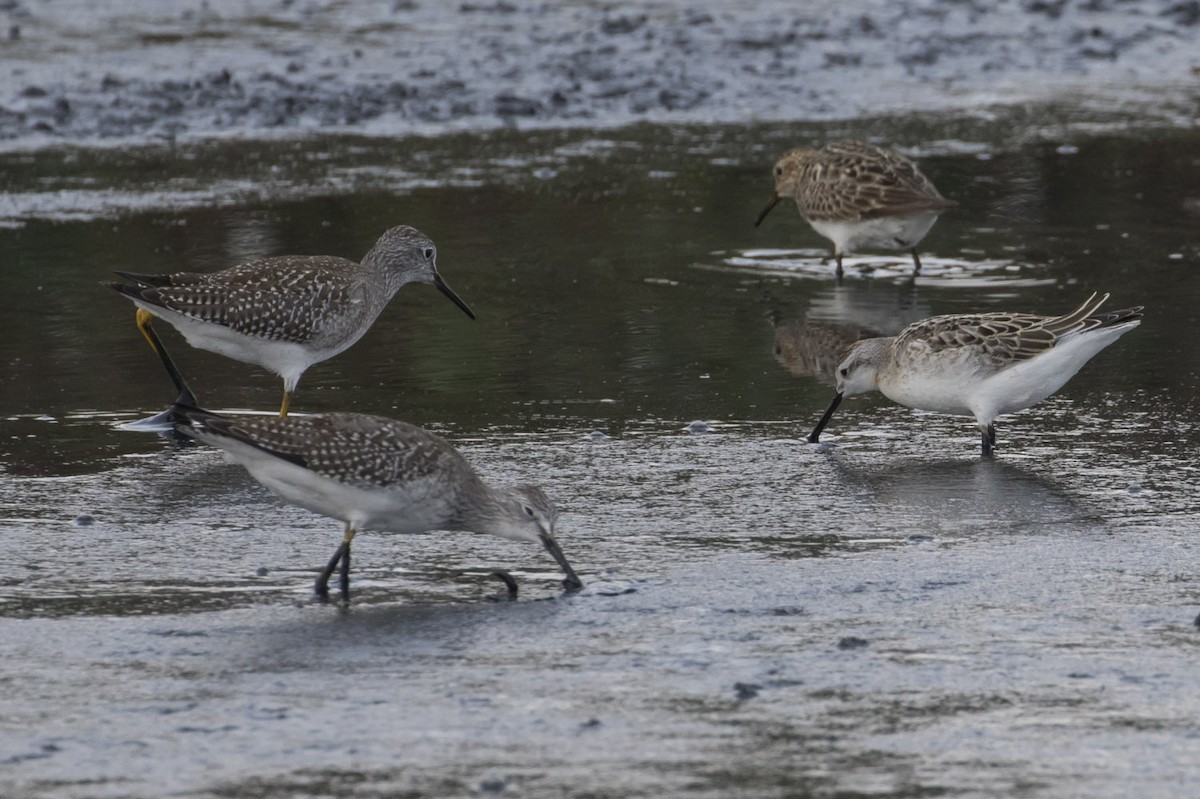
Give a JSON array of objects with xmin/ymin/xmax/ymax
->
[{"xmin": 2, "ymin": 121, "xmax": 1200, "ymax": 798}]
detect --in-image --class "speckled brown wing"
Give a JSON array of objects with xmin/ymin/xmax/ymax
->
[
  {"xmin": 139, "ymin": 256, "xmax": 361, "ymax": 344},
  {"xmin": 797, "ymin": 141, "xmax": 954, "ymax": 221},
  {"xmin": 199, "ymin": 413, "xmax": 477, "ymax": 491},
  {"xmin": 897, "ymin": 312, "xmax": 1058, "ymax": 366},
  {"xmin": 893, "ymin": 293, "xmax": 1118, "ymax": 366}
]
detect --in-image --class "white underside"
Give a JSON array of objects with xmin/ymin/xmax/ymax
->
[
  {"xmin": 136, "ymin": 301, "xmax": 364, "ymax": 391},
  {"xmin": 879, "ymin": 322, "xmax": 1140, "ymax": 428},
  {"xmin": 809, "ymin": 212, "xmax": 941, "ymax": 255},
  {"xmin": 198, "ymin": 434, "xmax": 459, "ymax": 533}
]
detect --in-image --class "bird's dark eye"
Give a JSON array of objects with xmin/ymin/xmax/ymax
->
[
  {"xmin": 422, "ymin": 247, "xmax": 435, "ymax": 260},
  {"xmin": 839, "ymin": 367, "xmax": 849, "ymax": 377},
  {"xmin": 523, "ymin": 505, "xmax": 535, "ymax": 517},
  {"xmin": 775, "ymin": 167, "xmax": 783, "ymax": 176}
]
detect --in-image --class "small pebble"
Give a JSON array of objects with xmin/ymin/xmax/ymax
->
[
  {"xmin": 477, "ymin": 773, "xmax": 507, "ymax": 795},
  {"xmin": 837, "ymin": 636, "xmax": 870, "ymax": 650},
  {"xmin": 685, "ymin": 420, "xmax": 709, "ymax": 434},
  {"xmin": 255, "ymin": 566, "xmax": 270, "ymax": 577},
  {"xmin": 72, "ymin": 514, "xmax": 95, "ymax": 527},
  {"xmin": 586, "ymin": 430, "xmax": 608, "ymax": 441},
  {"xmin": 733, "ymin": 682, "xmax": 761, "ymax": 701}
]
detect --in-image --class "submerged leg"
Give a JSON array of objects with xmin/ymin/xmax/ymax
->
[
  {"xmin": 980, "ymin": 423, "xmax": 996, "ymax": 457},
  {"xmin": 491, "ymin": 571, "xmax": 519, "ymax": 599},
  {"xmin": 339, "ymin": 539, "xmax": 351, "ymax": 601},
  {"xmin": 136, "ymin": 308, "xmax": 197, "ymax": 406},
  {"xmin": 316, "ymin": 524, "xmax": 356, "ymax": 601},
  {"xmin": 834, "ymin": 253, "xmax": 845, "ymax": 280},
  {"xmin": 910, "ymin": 248, "xmax": 922, "ymax": 276}
]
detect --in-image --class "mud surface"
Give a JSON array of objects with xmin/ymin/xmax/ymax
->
[
  {"xmin": 2, "ymin": 4, "xmax": 1200, "ymax": 798},
  {"xmin": 3, "ymin": 127, "xmax": 1200, "ymax": 797},
  {"xmin": 1, "ymin": 0, "xmax": 1199, "ymax": 146}
]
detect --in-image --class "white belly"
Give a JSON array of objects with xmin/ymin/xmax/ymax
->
[
  {"xmin": 809, "ymin": 212, "xmax": 941, "ymax": 255},
  {"xmin": 238, "ymin": 447, "xmax": 458, "ymax": 534},
  {"xmin": 138, "ymin": 301, "xmax": 355, "ymax": 390}
]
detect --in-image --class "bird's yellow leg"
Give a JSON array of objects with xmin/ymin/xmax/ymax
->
[
  {"xmin": 134, "ymin": 308, "xmax": 197, "ymax": 405},
  {"xmin": 279, "ymin": 390, "xmax": 291, "ymax": 418},
  {"xmin": 135, "ymin": 308, "xmax": 161, "ymax": 354}
]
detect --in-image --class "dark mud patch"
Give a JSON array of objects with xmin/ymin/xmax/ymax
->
[{"xmin": 1, "ymin": 0, "xmax": 1197, "ymax": 147}]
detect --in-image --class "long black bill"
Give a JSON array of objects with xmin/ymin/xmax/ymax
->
[
  {"xmin": 807, "ymin": 392, "xmax": 843, "ymax": 443},
  {"xmin": 434, "ymin": 273, "xmax": 476, "ymax": 320},
  {"xmin": 754, "ymin": 193, "xmax": 782, "ymax": 227},
  {"xmin": 540, "ymin": 532, "xmax": 583, "ymax": 592}
]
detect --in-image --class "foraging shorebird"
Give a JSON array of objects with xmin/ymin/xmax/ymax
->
[
  {"xmin": 177, "ymin": 408, "xmax": 584, "ymax": 601},
  {"xmin": 755, "ymin": 141, "xmax": 955, "ymax": 278},
  {"xmin": 806, "ymin": 293, "xmax": 1143, "ymax": 455}
]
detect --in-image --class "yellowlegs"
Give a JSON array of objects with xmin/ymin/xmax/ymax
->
[
  {"xmin": 107, "ymin": 225, "xmax": 475, "ymax": 417},
  {"xmin": 807, "ymin": 293, "xmax": 1143, "ymax": 455},
  {"xmin": 177, "ymin": 408, "xmax": 584, "ymax": 601},
  {"xmin": 755, "ymin": 141, "xmax": 955, "ymax": 278}
]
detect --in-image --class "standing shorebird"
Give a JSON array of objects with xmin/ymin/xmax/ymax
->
[
  {"xmin": 806, "ymin": 293, "xmax": 1142, "ymax": 455},
  {"xmin": 177, "ymin": 408, "xmax": 584, "ymax": 601},
  {"xmin": 107, "ymin": 225, "xmax": 476, "ymax": 417},
  {"xmin": 755, "ymin": 141, "xmax": 956, "ymax": 279}
]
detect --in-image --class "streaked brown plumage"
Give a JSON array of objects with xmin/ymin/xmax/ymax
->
[{"xmin": 756, "ymin": 141, "xmax": 955, "ymax": 278}]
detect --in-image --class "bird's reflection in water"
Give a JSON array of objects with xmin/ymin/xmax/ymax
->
[
  {"xmin": 773, "ymin": 317, "xmax": 881, "ymax": 387},
  {"xmin": 818, "ymin": 450, "xmax": 1096, "ymax": 537},
  {"xmin": 771, "ymin": 282, "xmax": 932, "ymax": 385}
]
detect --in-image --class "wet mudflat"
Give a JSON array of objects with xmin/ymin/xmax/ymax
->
[
  {"xmin": 2, "ymin": 121, "xmax": 1199, "ymax": 798},
  {"xmin": 2, "ymin": 2, "xmax": 1200, "ymax": 791}
]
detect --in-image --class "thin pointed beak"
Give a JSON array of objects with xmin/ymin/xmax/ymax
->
[
  {"xmin": 754, "ymin": 193, "xmax": 782, "ymax": 227},
  {"xmin": 807, "ymin": 392, "xmax": 843, "ymax": 443},
  {"xmin": 433, "ymin": 272, "xmax": 476, "ymax": 320},
  {"xmin": 539, "ymin": 531, "xmax": 583, "ymax": 592}
]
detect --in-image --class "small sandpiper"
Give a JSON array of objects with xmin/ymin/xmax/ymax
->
[
  {"xmin": 107, "ymin": 225, "xmax": 475, "ymax": 417},
  {"xmin": 755, "ymin": 141, "xmax": 956, "ymax": 279},
  {"xmin": 177, "ymin": 407, "xmax": 584, "ymax": 601},
  {"xmin": 807, "ymin": 293, "xmax": 1143, "ymax": 455}
]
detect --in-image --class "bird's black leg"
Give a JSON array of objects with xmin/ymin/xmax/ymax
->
[
  {"xmin": 491, "ymin": 571, "xmax": 519, "ymax": 599},
  {"xmin": 317, "ymin": 525, "xmax": 356, "ymax": 601},
  {"xmin": 911, "ymin": 248, "xmax": 922, "ymax": 276},
  {"xmin": 315, "ymin": 541, "xmax": 347, "ymax": 600},
  {"xmin": 339, "ymin": 543, "xmax": 351, "ymax": 602},
  {"xmin": 980, "ymin": 424, "xmax": 996, "ymax": 457},
  {"xmin": 835, "ymin": 253, "xmax": 844, "ymax": 281}
]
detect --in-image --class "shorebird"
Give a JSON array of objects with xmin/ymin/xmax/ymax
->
[
  {"xmin": 107, "ymin": 225, "xmax": 475, "ymax": 417},
  {"xmin": 755, "ymin": 141, "xmax": 955, "ymax": 278},
  {"xmin": 177, "ymin": 408, "xmax": 584, "ymax": 601},
  {"xmin": 806, "ymin": 293, "xmax": 1143, "ymax": 455}
]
